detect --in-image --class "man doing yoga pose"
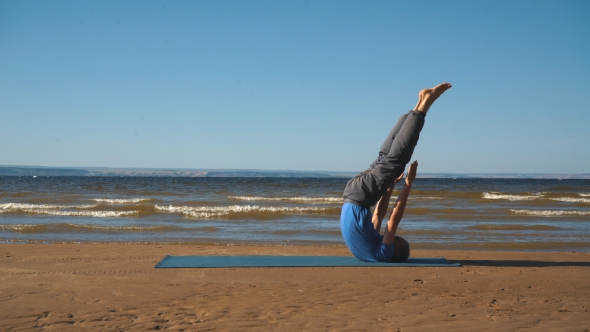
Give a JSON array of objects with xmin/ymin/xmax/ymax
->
[{"xmin": 341, "ymin": 82, "xmax": 452, "ymax": 262}]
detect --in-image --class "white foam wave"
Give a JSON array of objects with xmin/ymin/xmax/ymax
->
[
  {"xmin": 510, "ymin": 209, "xmax": 590, "ymax": 216},
  {"xmin": 93, "ymin": 198, "xmax": 152, "ymax": 204},
  {"xmin": 578, "ymin": 193, "xmax": 590, "ymax": 197},
  {"xmin": 0, "ymin": 223, "xmax": 155, "ymax": 231},
  {"xmin": 0, "ymin": 224, "xmax": 39, "ymax": 231},
  {"xmin": 0, "ymin": 203, "xmax": 136, "ymax": 218},
  {"xmin": 154, "ymin": 204, "xmax": 331, "ymax": 219},
  {"xmin": 483, "ymin": 192, "xmax": 543, "ymax": 201},
  {"xmin": 19, "ymin": 209, "xmax": 137, "ymax": 217},
  {"xmin": 187, "ymin": 211, "xmax": 232, "ymax": 218},
  {"xmin": 549, "ymin": 197, "xmax": 590, "ymax": 203},
  {"xmin": 0, "ymin": 203, "xmax": 97, "ymax": 211},
  {"xmin": 228, "ymin": 196, "xmax": 342, "ymax": 203}
]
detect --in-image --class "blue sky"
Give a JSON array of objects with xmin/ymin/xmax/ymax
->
[{"xmin": 1, "ymin": 0, "xmax": 589, "ymax": 173}]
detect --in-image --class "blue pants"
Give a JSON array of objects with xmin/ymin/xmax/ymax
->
[{"xmin": 343, "ymin": 110, "xmax": 425, "ymax": 208}]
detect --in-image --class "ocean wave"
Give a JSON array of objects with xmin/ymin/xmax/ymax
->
[
  {"xmin": 92, "ymin": 198, "xmax": 153, "ymax": 204},
  {"xmin": 510, "ymin": 209, "xmax": 590, "ymax": 216},
  {"xmin": 0, "ymin": 223, "xmax": 174, "ymax": 233},
  {"xmin": 398, "ymin": 229, "xmax": 449, "ymax": 236},
  {"xmin": 228, "ymin": 196, "xmax": 342, "ymax": 203},
  {"xmin": 154, "ymin": 204, "xmax": 335, "ymax": 219},
  {"xmin": 18, "ymin": 209, "xmax": 137, "ymax": 217},
  {"xmin": 0, "ymin": 224, "xmax": 40, "ymax": 232},
  {"xmin": 410, "ymin": 196, "xmax": 444, "ymax": 200},
  {"xmin": 0, "ymin": 202, "xmax": 135, "ymax": 217},
  {"xmin": 483, "ymin": 192, "xmax": 543, "ymax": 201},
  {"xmin": 0, "ymin": 192, "xmax": 31, "ymax": 197},
  {"xmin": 549, "ymin": 197, "xmax": 590, "ymax": 203},
  {"xmin": 411, "ymin": 190, "xmax": 482, "ymax": 200},
  {"xmin": 578, "ymin": 193, "xmax": 590, "ymax": 197},
  {"xmin": 465, "ymin": 224, "xmax": 563, "ymax": 231},
  {"xmin": 68, "ymin": 223, "xmax": 172, "ymax": 231},
  {"xmin": 0, "ymin": 203, "xmax": 97, "ymax": 211},
  {"xmin": 269, "ymin": 229, "xmax": 342, "ymax": 236}
]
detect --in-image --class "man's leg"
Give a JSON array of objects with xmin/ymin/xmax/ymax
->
[
  {"xmin": 371, "ymin": 83, "xmax": 452, "ymax": 191},
  {"xmin": 369, "ymin": 82, "xmax": 452, "ymax": 169},
  {"xmin": 368, "ymin": 113, "xmax": 409, "ymax": 169},
  {"xmin": 370, "ymin": 111, "xmax": 424, "ymax": 187},
  {"xmin": 343, "ymin": 83, "xmax": 452, "ymax": 207},
  {"xmin": 378, "ymin": 114, "xmax": 409, "ymax": 157}
]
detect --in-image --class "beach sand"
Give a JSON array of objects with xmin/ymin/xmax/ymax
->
[{"xmin": 1, "ymin": 244, "xmax": 589, "ymax": 331}]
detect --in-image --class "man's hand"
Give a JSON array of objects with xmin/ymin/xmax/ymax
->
[
  {"xmin": 387, "ymin": 172, "xmax": 404, "ymax": 193},
  {"xmin": 406, "ymin": 161, "xmax": 418, "ymax": 185}
]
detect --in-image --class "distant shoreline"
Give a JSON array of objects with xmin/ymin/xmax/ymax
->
[{"xmin": 0, "ymin": 165, "xmax": 588, "ymax": 179}]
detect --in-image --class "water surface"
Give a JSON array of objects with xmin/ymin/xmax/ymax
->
[{"xmin": 1, "ymin": 176, "xmax": 589, "ymax": 251}]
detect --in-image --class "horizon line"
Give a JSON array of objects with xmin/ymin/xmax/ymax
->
[{"xmin": 0, "ymin": 165, "xmax": 588, "ymax": 176}]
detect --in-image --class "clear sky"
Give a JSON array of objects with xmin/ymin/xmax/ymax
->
[{"xmin": 1, "ymin": 0, "xmax": 589, "ymax": 173}]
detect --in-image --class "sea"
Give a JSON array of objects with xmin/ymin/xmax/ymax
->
[{"xmin": 1, "ymin": 176, "xmax": 589, "ymax": 252}]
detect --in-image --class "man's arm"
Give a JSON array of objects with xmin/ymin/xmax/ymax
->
[
  {"xmin": 372, "ymin": 173, "xmax": 404, "ymax": 232},
  {"xmin": 371, "ymin": 188, "xmax": 392, "ymax": 232},
  {"xmin": 382, "ymin": 161, "xmax": 418, "ymax": 244}
]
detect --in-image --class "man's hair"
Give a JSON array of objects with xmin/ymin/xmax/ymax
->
[{"xmin": 391, "ymin": 236, "xmax": 410, "ymax": 263}]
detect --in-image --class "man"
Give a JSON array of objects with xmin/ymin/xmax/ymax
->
[{"xmin": 341, "ymin": 82, "xmax": 452, "ymax": 262}]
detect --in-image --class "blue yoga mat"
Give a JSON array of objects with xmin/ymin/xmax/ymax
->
[{"xmin": 155, "ymin": 255, "xmax": 460, "ymax": 268}]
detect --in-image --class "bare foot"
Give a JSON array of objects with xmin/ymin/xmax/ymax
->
[{"xmin": 414, "ymin": 82, "xmax": 452, "ymax": 113}]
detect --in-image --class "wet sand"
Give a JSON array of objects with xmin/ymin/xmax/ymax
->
[{"xmin": 1, "ymin": 244, "xmax": 589, "ymax": 331}]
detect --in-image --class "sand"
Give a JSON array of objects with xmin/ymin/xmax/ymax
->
[{"xmin": 1, "ymin": 244, "xmax": 589, "ymax": 331}]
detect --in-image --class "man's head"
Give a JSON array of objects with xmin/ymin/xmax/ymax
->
[{"xmin": 391, "ymin": 236, "xmax": 410, "ymax": 262}]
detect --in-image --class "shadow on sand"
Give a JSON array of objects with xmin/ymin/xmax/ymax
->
[{"xmin": 453, "ymin": 259, "xmax": 590, "ymax": 268}]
